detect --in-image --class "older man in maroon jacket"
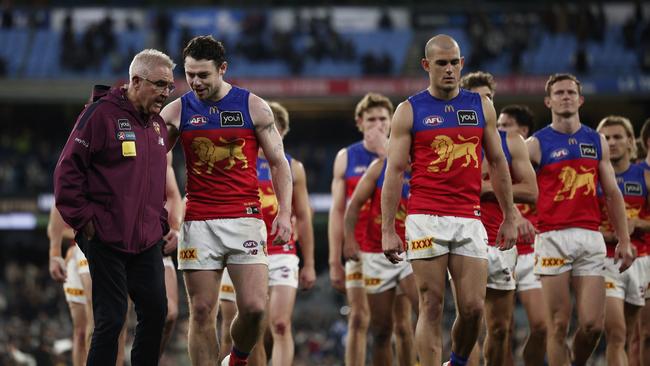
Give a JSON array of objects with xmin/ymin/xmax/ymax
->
[{"xmin": 54, "ymin": 49, "xmax": 175, "ymax": 366}]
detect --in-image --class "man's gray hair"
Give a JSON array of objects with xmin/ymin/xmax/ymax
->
[{"xmin": 128, "ymin": 49, "xmax": 175, "ymax": 80}]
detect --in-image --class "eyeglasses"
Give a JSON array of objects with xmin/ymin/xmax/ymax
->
[{"xmin": 140, "ymin": 76, "xmax": 176, "ymax": 93}]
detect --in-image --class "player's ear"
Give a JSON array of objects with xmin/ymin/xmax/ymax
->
[{"xmin": 421, "ymin": 58, "xmax": 430, "ymax": 72}]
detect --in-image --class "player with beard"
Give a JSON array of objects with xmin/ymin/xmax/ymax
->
[{"xmin": 161, "ymin": 35, "xmax": 292, "ymax": 366}]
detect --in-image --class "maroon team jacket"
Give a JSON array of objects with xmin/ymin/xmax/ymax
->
[{"xmin": 54, "ymin": 87, "xmax": 169, "ymax": 253}]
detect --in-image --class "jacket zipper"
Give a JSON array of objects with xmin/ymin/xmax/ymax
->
[{"xmin": 141, "ymin": 121, "xmax": 150, "ymax": 248}]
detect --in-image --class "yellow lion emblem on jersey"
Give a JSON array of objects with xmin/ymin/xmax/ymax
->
[
  {"xmin": 427, "ymin": 134, "xmax": 480, "ymax": 173},
  {"xmin": 258, "ymin": 186, "xmax": 278, "ymax": 216},
  {"xmin": 191, "ymin": 137, "xmax": 248, "ymax": 175},
  {"xmin": 554, "ymin": 166, "xmax": 596, "ymax": 201}
]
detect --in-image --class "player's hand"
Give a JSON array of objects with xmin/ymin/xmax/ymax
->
[
  {"xmin": 365, "ymin": 125, "xmax": 388, "ymax": 158},
  {"xmin": 516, "ymin": 216, "xmax": 536, "ymax": 245},
  {"xmin": 49, "ymin": 256, "xmax": 67, "ymax": 282},
  {"xmin": 343, "ymin": 236, "xmax": 361, "ymax": 262},
  {"xmin": 382, "ymin": 230, "xmax": 404, "ymax": 264},
  {"xmin": 329, "ymin": 261, "xmax": 345, "ymax": 293},
  {"xmin": 614, "ymin": 240, "xmax": 635, "ymax": 273},
  {"xmin": 82, "ymin": 221, "xmax": 95, "ymax": 240},
  {"xmin": 163, "ymin": 228, "xmax": 180, "ymax": 255},
  {"xmin": 271, "ymin": 212, "xmax": 292, "ymax": 245},
  {"xmin": 299, "ymin": 265, "xmax": 316, "ymax": 290},
  {"xmin": 496, "ymin": 217, "xmax": 518, "ymax": 250}
]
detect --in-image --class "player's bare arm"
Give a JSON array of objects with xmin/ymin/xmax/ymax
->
[
  {"xmin": 526, "ymin": 136, "xmax": 542, "ymax": 170},
  {"xmin": 292, "ymin": 159, "xmax": 316, "ymax": 290},
  {"xmin": 163, "ymin": 151, "xmax": 183, "ymax": 254},
  {"xmin": 160, "ymin": 98, "xmax": 182, "ymax": 151},
  {"xmin": 598, "ymin": 134, "xmax": 635, "ymax": 272},
  {"xmin": 251, "ymin": 93, "xmax": 292, "ymax": 244},
  {"xmin": 381, "ymin": 101, "xmax": 412, "ymax": 264},
  {"xmin": 507, "ymin": 132, "xmax": 538, "ymax": 204},
  {"xmin": 506, "ymin": 132, "xmax": 538, "ymax": 242},
  {"xmin": 480, "ymin": 132, "xmax": 537, "ymax": 204},
  {"xmin": 328, "ymin": 148, "xmax": 348, "ymax": 292},
  {"xmin": 48, "ymin": 205, "xmax": 73, "ymax": 282},
  {"xmin": 482, "ymin": 95, "xmax": 517, "ymax": 249},
  {"xmin": 344, "ymin": 158, "xmax": 384, "ymax": 262},
  {"xmin": 628, "ymin": 169, "xmax": 650, "ymax": 236}
]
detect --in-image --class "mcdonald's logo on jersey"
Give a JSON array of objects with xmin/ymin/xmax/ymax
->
[
  {"xmin": 445, "ymin": 105, "xmax": 454, "ymax": 113},
  {"xmin": 568, "ymin": 138, "xmax": 578, "ymax": 145}
]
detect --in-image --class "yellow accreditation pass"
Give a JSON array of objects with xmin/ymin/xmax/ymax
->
[{"xmin": 122, "ymin": 141, "xmax": 136, "ymax": 157}]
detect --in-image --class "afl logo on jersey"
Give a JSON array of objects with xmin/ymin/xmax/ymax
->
[
  {"xmin": 457, "ymin": 110, "xmax": 478, "ymax": 125},
  {"xmin": 189, "ymin": 115, "xmax": 208, "ymax": 127},
  {"xmin": 550, "ymin": 148, "xmax": 569, "ymax": 160},
  {"xmin": 423, "ymin": 115, "xmax": 444, "ymax": 126},
  {"xmin": 221, "ymin": 111, "xmax": 244, "ymax": 127}
]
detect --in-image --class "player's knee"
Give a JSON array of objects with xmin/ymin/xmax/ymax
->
[
  {"xmin": 372, "ymin": 324, "xmax": 393, "ymax": 346},
  {"xmin": 349, "ymin": 309, "xmax": 370, "ymax": 331},
  {"xmin": 190, "ymin": 299, "xmax": 216, "ymax": 323},
  {"xmin": 605, "ymin": 326, "xmax": 626, "ymax": 346},
  {"xmin": 580, "ymin": 318, "xmax": 604, "ymax": 337},
  {"xmin": 487, "ymin": 320, "xmax": 510, "ymax": 341},
  {"xmin": 458, "ymin": 300, "xmax": 484, "ymax": 323},
  {"xmin": 238, "ymin": 300, "xmax": 266, "ymax": 323},
  {"xmin": 420, "ymin": 297, "xmax": 444, "ymax": 321},
  {"xmin": 271, "ymin": 318, "xmax": 291, "ymax": 337},
  {"xmin": 73, "ymin": 325, "xmax": 87, "ymax": 344},
  {"xmin": 529, "ymin": 320, "xmax": 547, "ymax": 339},
  {"xmin": 392, "ymin": 318, "xmax": 410, "ymax": 339},
  {"xmin": 549, "ymin": 316, "xmax": 569, "ymax": 337},
  {"xmin": 166, "ymin": 302, "xmax": 178, "ymax": 325}
]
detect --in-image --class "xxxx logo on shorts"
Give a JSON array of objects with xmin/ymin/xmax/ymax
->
[
  {"xmin": 346, "ymin": 272, "xmax": 363, "ymax": 281},
  {"xmin": 365, "ymin": 277, "xmax": 381, "ymax": 286},
  {"xmin": 541, "ymin": 257, "xmax": 565, "ymax": 267},
  {"xmin": 605, "ymin": 281, "xmax": 616, "ymax": 290},
  {"xmin": 179, "ymin": 248, "xmax": 198, "ymax": 261},
  {"xmin": 65, "ymin": 288, "xmax": 84, "ymax": 296},
  {"xmin": 410, "ymin": 237, "xmax": 434, "ymax": 251},
  {"xmin": 221, "ymin": 284, "xmax": 235, "ymax": 293}
]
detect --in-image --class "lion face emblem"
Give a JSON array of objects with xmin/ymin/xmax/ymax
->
[
  {"xmin": 427, "ymin": 134, "xmax": 480, "ymax": 173},
  {"xmin": 553, "ymin": 166, "xmax": 596, "ymax": 201},
  {"xmin": 191, "ymin": 136, "xmax": 248, "ymax": 175}
]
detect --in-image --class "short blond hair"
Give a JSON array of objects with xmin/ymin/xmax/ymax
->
[
  {"xmin": 597, "ymin": 115, "xmax": 637, "ymax": 159},
  {"xmin": 129, "ymin": 49, "xmax": 175, "ymax": 80},
  {"xmin": 268, "ymin": 101, "xmax": 290, "ymax": 136},
  {"xmin": 355, "ymin": 92, "xmax": 394, "ymax": 119},
  {"xmin": 460, "ymin": 71, "xmax": 496, "ymax": 94}
]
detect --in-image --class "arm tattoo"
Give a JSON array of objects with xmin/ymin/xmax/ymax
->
[
  {"xmin": 263, "ymin": 122, "xmax": 275, "ymax": 133},
  {"xmin": 263, "ymin": 105, "xmax": 274, "ymax": 119},
  {"xmin": 273, "ymin": 142, "xmax": 284, "ymax": 154}
]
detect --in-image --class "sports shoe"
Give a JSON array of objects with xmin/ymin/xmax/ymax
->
[{"xmin": 221, "ymin": 354, "xmax": 230, "ymax": 366}]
